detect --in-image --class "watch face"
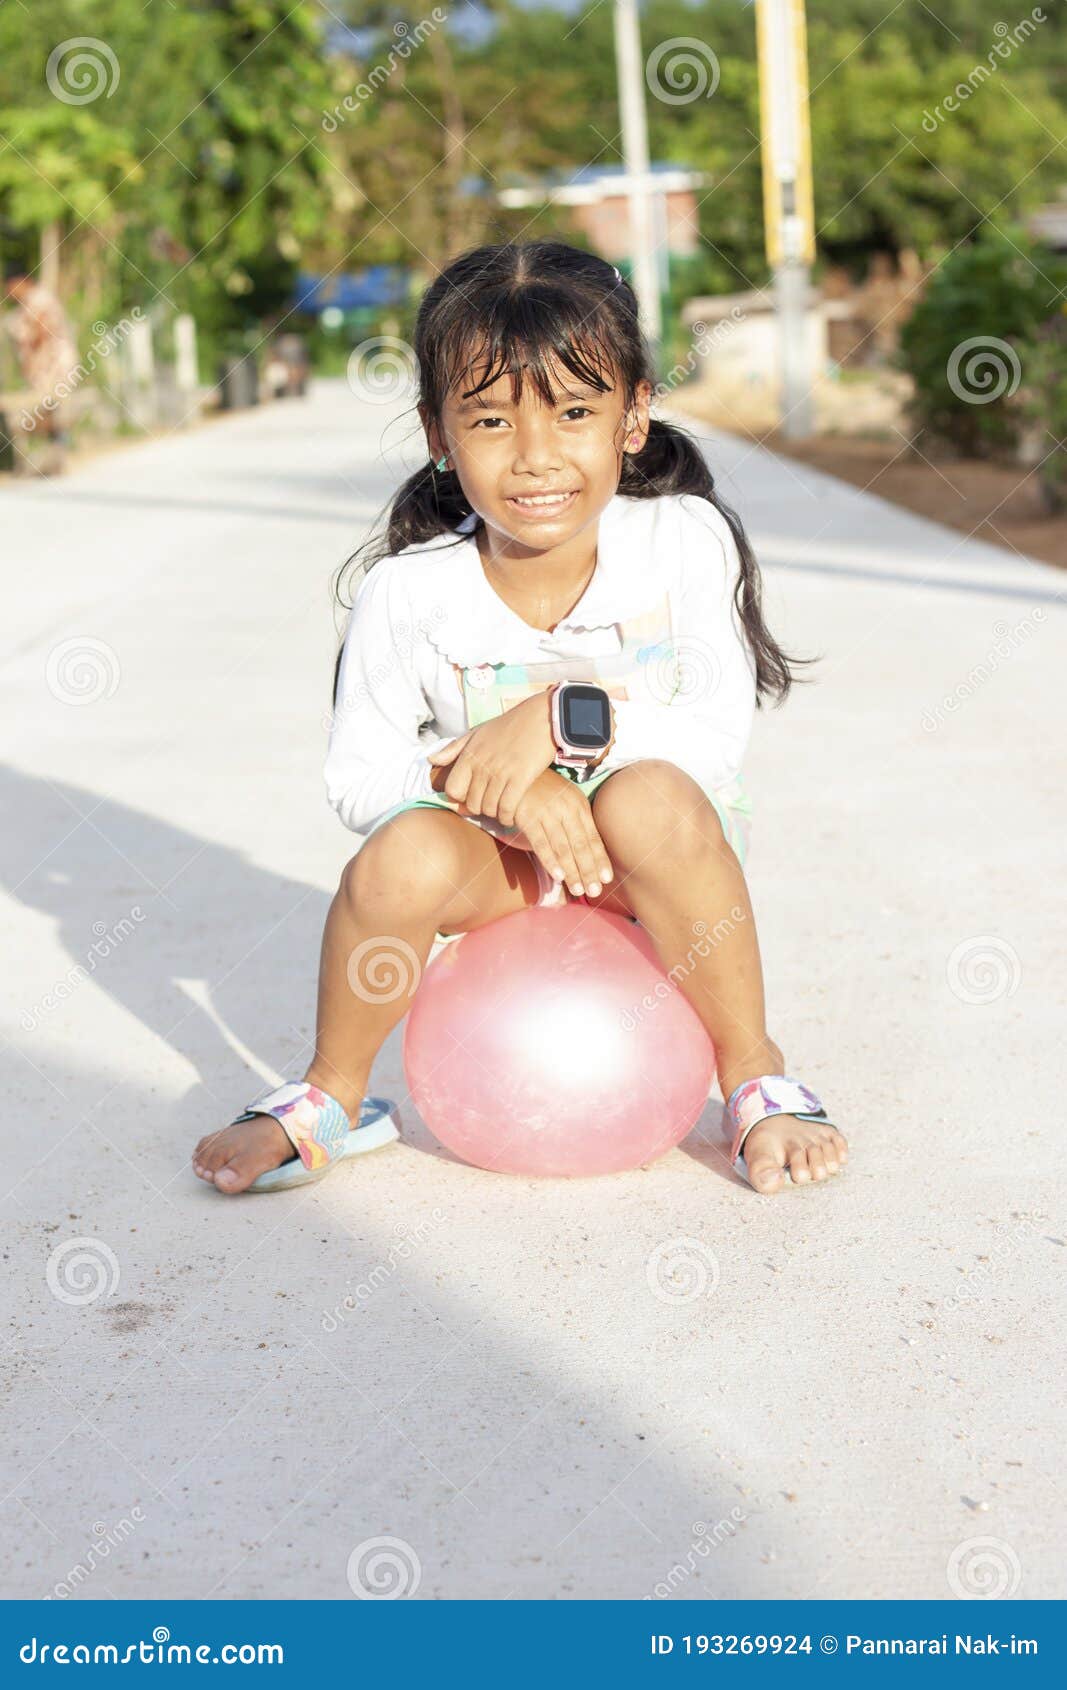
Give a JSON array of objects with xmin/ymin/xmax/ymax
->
[{"xmin": 560, "ymin": 684, "xmax": 611, "ymax": 750}]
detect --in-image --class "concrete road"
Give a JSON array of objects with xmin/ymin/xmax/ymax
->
[{"xmin": 2, "ymin": 380, "xmax": 1064, "ymax": 1601}]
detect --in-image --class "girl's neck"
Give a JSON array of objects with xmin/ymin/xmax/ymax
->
[{"xmin": 475, "ymin": 522, "xmax": 599, "ymax": 633}]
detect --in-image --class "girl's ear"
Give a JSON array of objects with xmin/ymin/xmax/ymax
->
[
  {"xmin": 623, "ymin": 379, "xmax": 653, "ymax": 453},
  {"xmin": 419, "ymin": 403, "xmax": 445, "ymax": 466}
]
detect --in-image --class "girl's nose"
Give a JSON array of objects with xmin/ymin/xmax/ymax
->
[{"xmin": 511, "ymin": 424, "xmax": 564, "ymax": 476}]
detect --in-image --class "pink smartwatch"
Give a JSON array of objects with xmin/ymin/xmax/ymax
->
[{"xmin": 550, "ymin": 682, "xmax": 613, "ymax": 773}]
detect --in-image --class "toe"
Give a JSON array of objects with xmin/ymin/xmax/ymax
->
[
  {"xmin": 213, "ymin": 1156, "xmax": 258, "ymax": 1194},
  {"xmin": 744, "ymin": 1141, "xmax": 786, "ymax": 1194},
  {"xmin": 788, "ymin": 1145, "xmax": 811, "ymax": 1183},
  {"xmin": 806, "ymin": 1145, "xmax": 828, "ymax": 1181},
  {"xmin": 195, "ymin": 1131, "xmax": 230, "ymax": 1173},
  {"xmin": 818, "ymin": 1132, "xmax": 840, "ymax": 1173},
  {"xmin": 831, "ymin": 1129, "xmax": 849, "ymax": 1163}
]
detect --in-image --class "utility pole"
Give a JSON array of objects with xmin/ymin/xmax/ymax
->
[
  {"xmin": 756, "ymin": 0, "xmax": 817, "ymax": 437},
  {"xmin": 613, "ymin": 0, "xmax": 662, "ymax": 372}
]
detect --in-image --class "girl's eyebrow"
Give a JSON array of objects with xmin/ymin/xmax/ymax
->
[{"xmin": 454, "ymin": 385, "xmax": 604, "ymax": 415}]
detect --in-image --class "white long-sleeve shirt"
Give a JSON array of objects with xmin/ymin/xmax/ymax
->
[{"xmin": 324, "ymin": 490, "xmax": 757, "ymax": 838}]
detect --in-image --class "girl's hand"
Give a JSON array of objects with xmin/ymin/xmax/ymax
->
[
  {"xmin": 427, "ymin": 691, "xmax": 557, "ymax": 824},
  {"xmin": 513, "ymin": 770, "xmax": 614, "ymax": 899}
]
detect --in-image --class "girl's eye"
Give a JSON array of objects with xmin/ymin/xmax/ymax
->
[{"xmin": 470, "ymin": 406, "xmax": 594, "ymax": 428}]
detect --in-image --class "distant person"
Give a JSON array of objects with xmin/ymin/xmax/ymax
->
[
  {"xmin": 2, "ymin": 265, "xmax": 79, "ymax": 472},
  {"xmin": 263, "ymin": 332, "xmax": 309, "ymax": 399},
  {"xmin": 192, "ymin": 240, "xmax": 848, "ymax": 1197}
]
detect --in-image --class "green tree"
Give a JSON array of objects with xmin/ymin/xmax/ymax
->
[{"xmin": 898, "ymin": 223, "xmax": 1067, "ymax": 455}]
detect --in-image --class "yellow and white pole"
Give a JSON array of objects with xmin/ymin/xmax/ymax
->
[
  {"xmin": 756, "ymin": 0, "xmax": 817, "ymax": 436},
  {"xmin": 614, "ymin": 0, "xmax": 663, "ymax": 368}
]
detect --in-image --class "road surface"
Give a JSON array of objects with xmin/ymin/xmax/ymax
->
[{"xmin": 2, "ymin": 380, "xmax": 1063, "ymax": 1600}]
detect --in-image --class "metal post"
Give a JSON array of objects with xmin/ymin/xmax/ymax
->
[
  {"xmin": 756, "ymin": 0, "xmax": 817, "ymax": 437},
  {"xmin": 613, "ymin": 0, "xmax": 662, "ymax": 370}
]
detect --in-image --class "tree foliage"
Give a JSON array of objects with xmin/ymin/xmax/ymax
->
[{"xmin": 1, "ymin": 0, "xmax": 1063, "ymax": 359}]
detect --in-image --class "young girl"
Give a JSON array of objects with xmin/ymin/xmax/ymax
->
[{"xmin": 192, "ymin": 241, "xmax": 848, "ymax": 1197}]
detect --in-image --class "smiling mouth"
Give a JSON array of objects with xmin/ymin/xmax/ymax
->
[{"xmin": 505, "ymin": 490, "xmax": 579, "ymax": 515}]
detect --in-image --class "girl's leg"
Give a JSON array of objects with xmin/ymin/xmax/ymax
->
[
  {"xmin": 584, "ymin": 760, "xmax": 848, "ymax": 1195},
  {"xmin": 193, "ymin": 810, "xmax": 543, "ymax": 1192}
]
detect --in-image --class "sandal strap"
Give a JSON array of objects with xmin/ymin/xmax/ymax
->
[
  {"xmin": 231, "ymin": 1081, "xmax": 350, "ymax": 1172},
  {"xmin": 726, "ymin": 1074, "xmax": 832, "ymax": 1164}
]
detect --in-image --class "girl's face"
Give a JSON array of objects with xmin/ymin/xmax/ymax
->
[{"xmin": 426, "ymin": 353, "xmax": 651, "ymax": 553}]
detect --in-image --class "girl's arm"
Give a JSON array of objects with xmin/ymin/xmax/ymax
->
[
  {"xmin": 323, "ymin": 557, "xmax": 457, "ymax": 835},
  {"xmin": 593, "ymin": 494, "xmax": 757, "ymax": 790}
]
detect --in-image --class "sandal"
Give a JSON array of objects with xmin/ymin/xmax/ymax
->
[
  {"xmin": 726, "ymin": 1074, "xmax": 836, "ymax": 1190},
  {"xmin": 224, "ymin": 1081, "xmax": 399, "ymax": 1194}
]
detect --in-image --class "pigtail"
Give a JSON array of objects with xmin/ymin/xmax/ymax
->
[{"xmin": 621, "ymin": 418, "xmax": 815, "ymax": 704}]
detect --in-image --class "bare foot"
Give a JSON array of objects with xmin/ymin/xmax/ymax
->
[
  {"xmin": 739, "ymin": 1114, "xmax": 849, "ymax": 1195},
  {"xmin": 192, "ymin": 1112, "xmax": 296, "ymax": 1194},
  {"xmin": 192, "ymin": 1072, "xmax": 365, "ymax": 1195},
  {"xmin": 721, "ymin": 1039, "xmax": 848, "ymax": 1197}
]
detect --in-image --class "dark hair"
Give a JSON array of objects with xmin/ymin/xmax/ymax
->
[{"xmin": 333, "ymin": 239, "xmax": 812, "ymax": 707}]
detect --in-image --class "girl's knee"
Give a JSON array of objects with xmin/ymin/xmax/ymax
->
[
  {"xmin": 341, "ymin": 810, "xmax": 466, "ymax": 916},
  {"xmin": 593, "ymin": 759, "xmax": 726, "ymax": 865}
]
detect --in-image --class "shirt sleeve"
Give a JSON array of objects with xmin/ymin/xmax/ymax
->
[
  {"xmin": 323, "ymin": 557, "xmax": 456, "ymax": 835},
  {"xmin": 597, "ymin": 494, "xmax": 757, "ymax": 791}
]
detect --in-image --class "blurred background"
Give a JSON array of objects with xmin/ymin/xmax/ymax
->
[{"xmin": 2, "ymin": 0, "xmax": 1066, "ymax": 560}]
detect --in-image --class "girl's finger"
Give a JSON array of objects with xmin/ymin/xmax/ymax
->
[
  {"xmin": 565, "ymin": 821, "xmax": 608, "ymax": 896},
  {"xmin": 480, "ymin": 772, "xmax": 509, "ymax": 821},
  {"xmin": 444, "ymin": 758, "xmax": 472, "ymax": 807},
  {"xmin": 427, "ymin": 733, "xmax": 470, "ymax": 764},
  {"xmin": 495, "ymin": 777, "xmax": 525, "ymax": 830},
  {"xmin": 582, "ymin": 823, "xmax": 613, "ymax": 885},
  {"xmin": 544, "ymin": 822, "xmax": 582, "ymax": 893},
  {"xmin": 523, "ymin": 823, "xmax": 563, "ymax": 888},
  {"xmin": 464, "ymin": 768, "xmax": 490, "ymax": 818}
]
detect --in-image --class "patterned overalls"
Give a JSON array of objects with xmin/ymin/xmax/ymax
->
[{"xmin": 368, "ymin": 589, "xmax": 752, "ymax": 870}]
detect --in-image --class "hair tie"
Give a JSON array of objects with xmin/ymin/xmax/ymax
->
[{"xmin": 611, "ymin": 264, "xmax": 622, "ymax": 283}]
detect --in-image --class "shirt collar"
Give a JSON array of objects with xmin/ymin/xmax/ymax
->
[{"xmin": 430, "ymin": 494, "xmax": 665, "ymax": 666}]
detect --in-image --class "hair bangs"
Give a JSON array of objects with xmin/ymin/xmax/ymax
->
[{"xmin": 435, "ymin": 289, "xmax": 621, "ymax": 413}]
